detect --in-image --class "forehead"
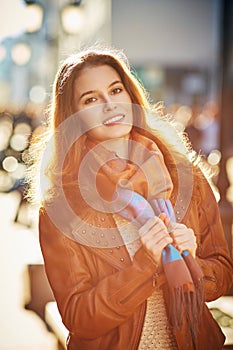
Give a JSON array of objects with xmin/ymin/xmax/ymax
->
[{"xmin": 74, "ymin": 65, "xmax": 121, "ymax": 93}]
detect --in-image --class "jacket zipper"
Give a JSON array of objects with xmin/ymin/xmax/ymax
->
[{"xmin": 131, "ymin": 301, "xmax": 147, "ymax": 350}]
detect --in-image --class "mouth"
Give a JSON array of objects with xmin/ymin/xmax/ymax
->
[{"xmin": 103, "ymin": 114, "xmax": 125, "ymax": 126}]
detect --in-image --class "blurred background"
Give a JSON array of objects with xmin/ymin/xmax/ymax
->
[{"xmin": 0, "ymin": 0, "xmax": 232, "ymax": 349}]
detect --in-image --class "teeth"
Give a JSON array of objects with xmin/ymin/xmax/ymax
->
[{"xmin": 104, "ymin": 115, "xmax": 124, "ymax": 125}]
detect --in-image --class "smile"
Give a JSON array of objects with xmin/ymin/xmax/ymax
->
[{"xmin": 103, "ymin": 115, "xmax": 125, "ymax": 125}]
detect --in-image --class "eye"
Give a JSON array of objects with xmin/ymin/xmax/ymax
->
[
  {"xmin": 84, "ymin": 97, "xmax": 97, "ymax": 105},
  {"xmin": 111, "ymin": 87, "xmax": 123, "ymax": 95}
]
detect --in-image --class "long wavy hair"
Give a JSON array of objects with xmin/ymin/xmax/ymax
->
[{"xmin": 26, "ymin": 47, "xmax": 202, "ymax": 207}]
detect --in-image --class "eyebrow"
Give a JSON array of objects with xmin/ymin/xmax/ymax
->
[{"xmin": 79, "ymin": 80, "xmax": 122, "ymax": 101}]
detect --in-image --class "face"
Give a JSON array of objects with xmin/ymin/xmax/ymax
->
[{"xmin": 74, "ymin": 65, "xmax": 133, "ymax": 141}]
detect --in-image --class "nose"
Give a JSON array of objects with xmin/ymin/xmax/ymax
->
[{"xmin": 103, "ymin": 95, "xmax": 117, "ymax": 113}]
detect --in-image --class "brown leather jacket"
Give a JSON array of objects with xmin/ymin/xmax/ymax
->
[{"xmin": 39, "ymin": 171, "xmax": 233, "ymax": 350}]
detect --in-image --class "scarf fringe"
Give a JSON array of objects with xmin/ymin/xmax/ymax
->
[
  {"xmin": 182, "ymin": 251, "xmax": 205, "ymax": 326},
  {"xmin": 168, "ymin": 279, "xmax": 204, "ymax": 349}
]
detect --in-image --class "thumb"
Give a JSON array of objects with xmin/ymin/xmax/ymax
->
[{"xmin": 159, "ymin": 213, "xmax": 170, "ymax": 227}]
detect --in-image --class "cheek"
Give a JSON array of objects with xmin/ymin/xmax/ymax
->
[
  {"xmin": 126, "ymin": 105, "xmax": 133, "ymax": 123},
  {"xmin": 86, "ymin": 127, "xmax": 107, "ymax": 140},
  {"xmin": 87, "ymin": 124, "xmax": 133, "ymax": 141},
  {"xmin": 78, "ymin": 107, "xmax": 102, "ymax": 132}
]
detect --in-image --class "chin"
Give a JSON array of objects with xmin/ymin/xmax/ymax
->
[
  {"xmin": 109, "ymin": 124, "xmax": 132, "ymax": 137},
  {"xmin": 88, "ymin": 125, "xmax": 132, "ymax": 141}
]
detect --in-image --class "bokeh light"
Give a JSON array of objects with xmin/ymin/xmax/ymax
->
[
  {"xmin": 11, "ymin": 43, "xmax": 31, "ymax": 66},
  {"xmin": 174, "ymin": 105, "xmax": 192, "ymax": 131},
  {"xmin": 25, "ymin": 3, "xmax": 44, "ymax": 33},
  {"xmin": 14, "ymin": 122, "xmax": 32, "ymax": 136},
  {"xmin": 193, "ymin": 113, "xmax": 212, "ymax": 130},
  {"xmin": 2, "ymin": 156, "xmax": 18, "ymax": 172},
  {"xmin": 10, "ymin": 134, "xmax": 29, "ymax": 152},
  {"xmin": 61, "ymin": 5, "xmax": 85, "ymax": 34},
  {"xmin": 207, "ymin": 149, "xmax": 221, "ymax": 166},
  {"xmin": 0, "ymin": 109, "xmax": 39, "ymax": 194},
  {"xmin": 29, "ymin": 85, "xmax": 47, "ymax": 104}
]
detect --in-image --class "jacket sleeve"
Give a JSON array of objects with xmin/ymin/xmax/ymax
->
[
  {"xmin": 39, "ymin": 209, "xmax": 164, "ymax": 339},
  {"xmin": 194, "ymin": 176, "xmax": 233, "ymax": 301}
]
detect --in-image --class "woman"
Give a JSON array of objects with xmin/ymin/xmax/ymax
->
[{"xmin": 28, "ymin": 47, "xmax": 233, "ymax": 349}]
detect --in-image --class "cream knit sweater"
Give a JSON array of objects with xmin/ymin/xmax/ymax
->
[{"xmin": 113, "ymin": 215, "xmax": 178, "ymax": 349}]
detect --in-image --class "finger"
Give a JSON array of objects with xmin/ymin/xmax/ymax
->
[
  {"xmin": 173, "ymin": 233, "xmax": 197, "ymax": 252},
  {"xmin": 141, "ymin": 227, "xmax": 170, "ymax": 245},
  {"xmin": 179, "ymin": 243, "xmax": 197, "ymax": 253},
  {"xmin": 158, "ymin": 212, "xmax": 166, "ymax": 222},
  {"xmin": 138, "ymin": 216, "xmax": 160, "ymax": 236},
  {"xmin": 172, "ymin": 232, "xmax": 196, "ymax": 246},
  {"xmin": 140, "ymin": 218, "xmax": 168, "ymax": 239},
  {"xmin": 169, "ymin": 222, "xmax": 186, "ymax": 231},
  {"xmin": 142, "ymin": 233, "xmax": 172, "ymax": 250},
  {"xmin": 169, "ymin": 231, "xmax": 176, "ymax": 243},
  {"xmin": 142, "ymin": 235, "xmax": 173, "ymax": 256},
  {"xmin": 171, "ymin": 226, "xmax": 194, "ymax": 239},
  {"xmin": 159, "ymin": 213, "xmax": 170, "ymax": 227},
  {"xmin": 169, "ymin": 223, "xmax": 188, "ymax": 237}
]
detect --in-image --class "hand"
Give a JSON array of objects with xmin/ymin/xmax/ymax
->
[
  {"xmin": 138, "ymin": 216, "xmax": 173, "ymax": 266},
  {"xmin": 169, "ymin": 222, "xmax": 197, "ymax": 258}
]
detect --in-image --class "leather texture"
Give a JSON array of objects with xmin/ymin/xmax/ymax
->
[{"xmin": 39, "ymin": 148, "xmax": 233, "ymax": 350}]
